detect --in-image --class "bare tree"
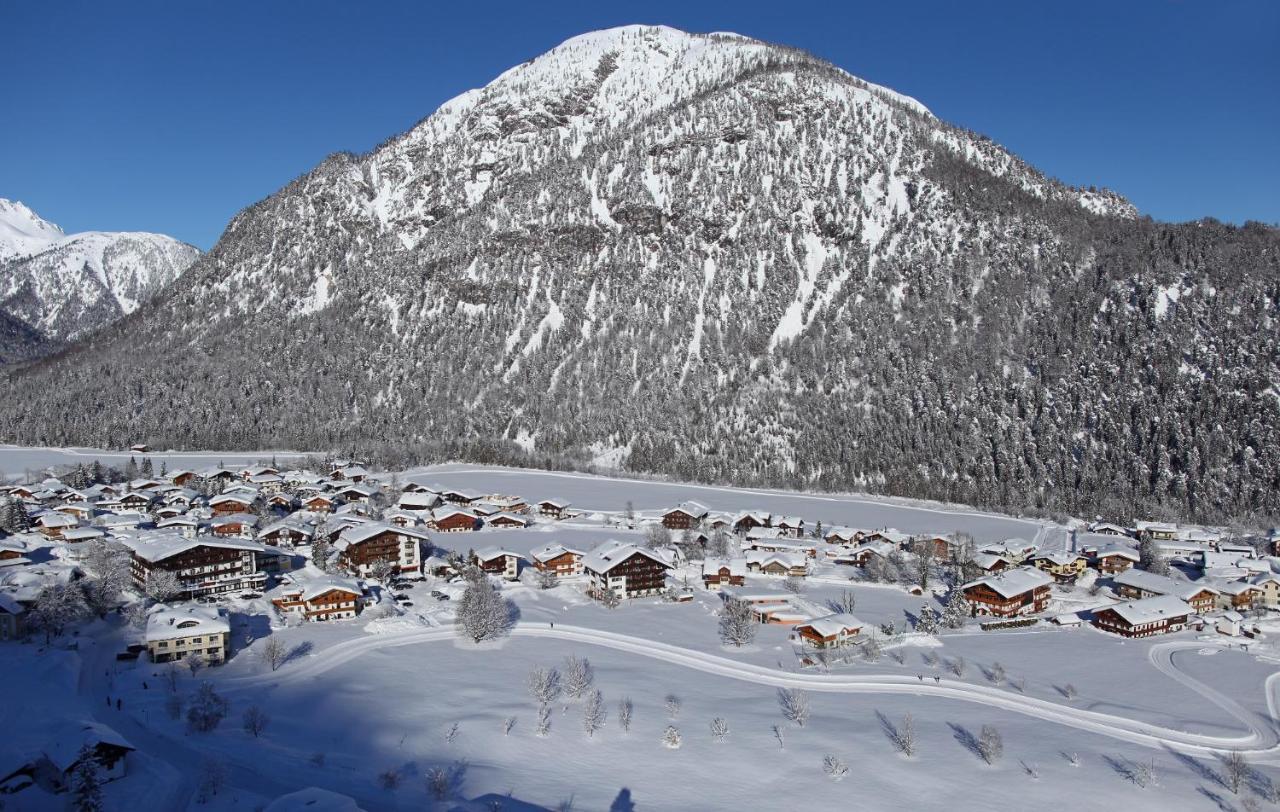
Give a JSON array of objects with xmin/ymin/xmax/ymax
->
[
  {"xmin": 186, "ymin": 682, "xmax": 228, "ymax": 733},
  {"xmin": 988, "ymin": 662, "xmax": 1006, "ymax": 685},
  {"xmin": 195, "ymin": 759, "xmax": 226, "ymax": 804},
  {"xmin": 582, "ymin": 690, "xmax": 606, "ymax": 737},
  {"xmin": 242, "ymin": 705, "xmax": 269, "ymax": 738},
  {"xmin": 978, "ymin": 725, "xmax": 1003, "ymax": 764},
  {"xmin": 260, "ymin": 637, "xmax": 286, "ymax": 672},
  {"xmin": 458, "ymin": 576, "xmax": 513, "ymax": 643},
  {"xmin": 783, "ymin": 576, "xmax": 804, "ymax": 595},
  {"xmin": 368, "ymin": 559, "xmax": 395, "ymax": 584},
  {"xmin": 144, "ymin": 569, "xmax": 182, "ymax": 604},
  {"xmin": 563, "ymin": 656, "xmax": 594, "ymax": 700},
  {"xmin": 862, "ymin": 635, "xmax": 882, "ymax": 662},
  {"xmin": 503, "ymin": 716, "xmax": 516, "ymax": 736},
  {"xmin": 778, "ymin": 688, "xmax": 810, "ymax": 727},
  {"xmin": 378, "ymin": 769, "xmax": 401, "ymax": 790},
  {"xmin": 832, "ymin": 589, "xmax": 857, "ymax": 614},
  {"xmin": 710, "ymin": 717, "xmax": 729, "ymax": 742},
  {"xmin": 1062, "ymin": 683, "xmax": 1078, "ymax": 700},
  {"xmin": 527, "ymin": 666, "xmax": 562, "ymax": 706},
  {"xmin": 823, "ymin": 754, "xmax": 849, "ymax": 781},
  {"xmin": 644, "ymin": 524, "xmax": 672, "ymax": 549},
  {"xmin": 617, "ymin": 698, "xmax": 633, "ymax": 733},
  {"xmin": 771, "ymin": 724, "xmax": 785, "ymax": 750},
  {"xmin": 898, "ymin": 712, "xmax": 916, "ymax": 756},
  {"xmin": 718, "ymin": 598, "xmax": 756, "ymax": 647},
  {"xmin": 183, "ymin": 652, "xmax": 206, "ymax": 678},
  {"xmin": 1131, "ymin": 758, "xmax": 1157, "ymax": 789},
  {"xmin": 536, "ymin": 703, "xmax": 552, "ymax": 737},
  {"xmin": 1222, "ymin": 750, "xmax": 1250, "ymax": 795},
  {"xmin": 664, "ymin": 694, "xmax": 682, "ymax": 720},
  {"xmin": 949, "ymin": 656, "xmax": 967, "ymax": 678}
]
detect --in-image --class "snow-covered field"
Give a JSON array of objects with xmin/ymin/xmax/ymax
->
[
  {"xmin": 3, "ymin": 454, "xmax": 1276, "ymax": 810},
  {"xmin": 0, "ymin": 445, "xmax": 307, "ymax": 478}
]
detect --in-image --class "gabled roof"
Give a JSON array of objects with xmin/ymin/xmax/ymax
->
[
  {"xmin": 474, "ymin": 546, "xmax": 525, "ymax": 563},
  {"xmin": 665, "ymin": 501, "xmax": 709, "ymax": 518},
  {"xmin": 146, "ymin": 604, "xmax": 230, "ymax": 641},
  {"xmin": 337, "ymin": 521, "xmax": 429, "ymax": 547},
  {"xmin": 795, "ymin": 612, "xmax": 864, "ymax": 637},
  {"xmin": 963, "ymin": 566, "xmax": 1052, "ymax": 598},
  {"xmin": 209, "ymin": 492, "xmax": 255, "ymax": 505},
  {"xmin": 582, "ymin": 540, "xmax": 673, "ymax": 574},
  {"xmin": 1113, "ymin": 568, "xmax": 1218, "ymax": 600},
  {"xmin": 538, "ymin": 498, "xmax": 570, "ymax": 508},
  {"xmin": 1101, "ymin": 594, "xmax": 1193, "ymax": 626},
  {"xmin": 121, "ymin": 532, "xmax": 265, "ymax": 563},
  {"xmin": 530, "ymin": 543, "xmax": 585, "ymax": 563},
  {"xmin": 42, "ymin": 721, "xmax": 134, "ymax": 772},
  {"xmin": 702, "ymin": 557, "xmax": 747, "ymax": 577}
]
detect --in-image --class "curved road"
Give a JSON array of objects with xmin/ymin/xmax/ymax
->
[{"xmin": 222, "ymin": 622, "xmax": 1280, "ymax": 762}]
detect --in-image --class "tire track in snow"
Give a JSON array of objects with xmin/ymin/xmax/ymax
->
[{"xmin": 224, "ymin": 623, "xmax": 1280, "ymax": 761}]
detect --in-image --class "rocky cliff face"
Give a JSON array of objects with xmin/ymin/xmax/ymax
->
[{"xmin": 3, "ymin": 26, "xmax": 1276, "ymax": 523}]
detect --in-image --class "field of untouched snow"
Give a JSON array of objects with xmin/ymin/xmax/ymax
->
[{"xmin": 409, "ymin": 463, "xmax": 1053, "ymax": 544}]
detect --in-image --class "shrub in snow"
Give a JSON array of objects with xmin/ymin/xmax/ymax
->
[
  {"xmin": 582, "ymin": 690, "xmax": 607, "ymax": 737},
  {"xmin": 832, "ymin": 589, "xmax": 857, "ymax": 614},
  {"xmin": 563, "ymin": 655, "xmax": 594, "ymax": 700},
  {"xmin": 310, "ymin": 752, "xmax": 326, "ymax": 767},
  {"xmin": 1062, "ymin": 683, "xmax": 1077, "ymax": 700},
  {"xmin": 600, "ymin": 588, "xmax": 621, "ymax": 609},
  {"xmin": 183, "ymin": 652, "xmax": 205, "ymax": 678},
  {"xmin": 260, "ymin": 636, "xmax": 287, "ymax": 672},
  {"xmin": 1222, "ymin": 750, "xmax": 1249, "ymax": 794},
  {"xmin": 988, "ymin": 661, "xmax": 1006, "ymax": 685},
  {"xmin": 378, "ymin": 769, "xmax": 401, "ymax": 790},
  {"xmin": 777, "ymin": 688, "xmax": 810, "ymax": 727},
  {"xmin": 1130, "ymin": 758, "xmax": 1157, "ymax": 789},
  {"xmin": 941, "ymin": 589, "xmax": 968, "ymax": 629},
  {"xmin": 718, "ymin": 598, "xmax": 756, "ymax": 647},
  {"xmin": 186, "ymin": 682, "xmax": 228, "ymax": 733},
  {"xmin": 978, "ymin": 725, "xmax": 1003, "ymax": 765},
  {"xmin": 617, "ymin": 698, "xmax": 633, "ymax": 733},
  {"xmin": 444, "ymin": 722, "xmax": 460, "ymax": 744},
  {"xmin": 895, "ymin": 713, "xmax": 917, "ymax": 756},
  {"xmin": 949, "ymin": 657, "xmax": 967, "ymax": 678},
  {"xmin": 783, "ymin": 576, "xmax": 804, "ymax": 595},
  {"xmin": 164, "ymin": 694, "xmax": 184, "ymax": 721},
  {"xmin": 823, "ymin": 754, "xmax": 849, "ymax": 781},
  {"xmin": 664, "ymin": 694, "xmax": 682, "ymax": 720},
  {"xmin": 862, "ymin": 636, "xmax": 882, "ymax": 662},
  {"xmin": 242, "ymin": 705, "xmax": 269, "ymax": 738},
  {"xmin": 710, "ymin": 717, "xmax": 729, "ymax": 742},
  {"xmin": 527, "ymin": 666, "xmax": 562, "ymax": 706},
  {"xmin": 503, "ymin": 716, "xmax": 516, "ymax": 736},
  {"xmin": 772, "ymin": 725, "xmax": 785, "ymax": 750},
  {"xmin": 195, "ymin": 759, "xmax": 226, "ymax": 804},
  {"xmin": 661, "ymin": 726, "xmax": 682, "ymax": 749}
]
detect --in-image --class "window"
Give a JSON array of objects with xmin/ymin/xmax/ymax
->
[{"xmin": 157, "ymin": 641, "xmax": 168, "ymax": 648}]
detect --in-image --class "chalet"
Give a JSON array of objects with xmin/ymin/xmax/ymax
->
[
  {"xmin": 536, "ymin": 499, "xmax": 571, "ymax": 519},
  {"xmin": 93, "ymin": 512, "xmax": 146, "ymax": 533},
  {"xmin": 823, "ymin": 527, "xmax": 859, "ymax": 546},
  {"xmin": 28, "ymin": 721, "xmax": 136, "ymax": 791},
  {"xmin": 1250, "ymin": 573, "xmax": 1280, "ymax": 608},
  {"xmin": 169, "ymin": 470, "xmax": 198, "ymax": 487},
  {"xmin": 530, "ymin": 543, "xmax": 585, "ymax": 578},
  {"xmin": 863, "ymin": 529, "xmax": 912, "ymax": 549},
  {"xmin": 161, "ymin": 488, "xmax": 197, "ymax": 507},
  {"xmin": 145, "ymin": 605, "xmax": 230, "ymax": 663},
  {"xmin": 732, "ymin": 511, "xmax": 771, "ymax": 535},
  {"xmin": 979, "ymin": 539, "xmax": 1038, "ymax": 564},
  {"xmin": 330, "ymin": 464, "xmax": 369, "ymax": 482},
  {"xmin": 706, "ymin": 513, "xmax": 735, "ymax": 531},
  {"xmin": 384, "ymin": 509, "xmax": 420, "ymax": 528},
  {"xmin": 1088, "ymin": 521, "xmax": 1133, "ymax": 538},
  {"xmin": 209, "ymin": 493, "xmax": 255, "ymax": 516},
  {"xmin": 265, "ymin": 493, "xmax": 296, "ymax": 511},
  {"xmin": 271, "ymin": 575, "xmax": 364, "ymax": 622},
  {"xmin": 155, "ymin": 517, "xmax": 199, "ymax": 538},
  {"xmin": 210, "ymin": 514, "xmax": 258, "ymax": 539},
  {"xmin": 304, "ymin": 494, "xmax": 336, "ymax": 513},
  {"xmin": 662, "ymin": 501, "xmax": 709, "ymax": 531},
  {"xmin": 1092, "ymin": 595, "xmax": 1192, "ymax": 638},
  {"xmin": 747, "ymin": 537, "xmax": 817, "ymax": 558},
  {"xmin": 1111, "ymin": 569, "xmax": 1218, "ymax": 613},
  {"xmin": 198, "ymin": 468, "xmax": 238, "ymax": 487},
  {"xmin": 128, "ymin": 478, "xmax": 165, "ymax": 492},
  {"xmin": 259, "ymin": 519, "xmax": 313, "ymax": 548},
  {"xmin": 239, "ymin": 465, "xmax": 279, "ymax": 480},
  {"xmin": 1135, "ymin": 521, "xmax": 1178, "ymax": 542},
  {"xmin": 333, "ymin": 522, "xmax": 425, "ymax": 576},
  {"xmin": 34, "ymin": 511, "xmax": 78, "ymax": 539},
  {"xmin": 153, "ymin": 505, "xmax": 186, "ymax": 521},
  {"xmin": 398, "ymin": 491, "xmax": 441, "ymax": 512},
  {"xmin": 123, "ymin": 534, "xmax": 267, "ymax": 597},
  {"xmin": 1088, "ymin": 545, "xmax": 1140, "ymax": 574},
  {"xmin": 401, "ymin": 479, "xmax": 440, "ymax": 494},
  {"xmin": 54, "ymin": 501, "xmax": 97, "ymax": 521},
  {"xmin": 970, "ymin": 552, "xmax": 1015, "ymax": 574},
  {"xmin": 701, "ymin": 558, "xmax": 747, "ymax": 588},
  {"xmin": 440, "ymin": 488, "xmax": 483, "ymax": 506},
  {"xmin": 583, "ymin": 540, "xmax": 672, "ymax": 600},
  {"xmin": 486, "ymin": 512, "xmax": 531, "ymax": 529},
  {"xmin": 1214, "ymin": 580, "xmax": 1264, "ymax": 612},
  {"xmin": 773, "ymin": 516, "xmax": 805, "ymax": 538},
  {"xmin": 473, "ymin": 548, "xmax": 524, "ymax": 580},
  {"xmin": 429, "ymin": 507, "xmax": 479, "ymax": 533},
  {"xmin": 130, "ymin": 444, "xmax": 149, "ymax": 452},
  {"xmin": 914, "ymin": 534, "xmax": 954, "ymax": 561},
  {"xmin": 116, "ymin": 491, "xmax": 157, "ymax": 512},
  {"xmin": 333, "ymin": 485, "xmax": 376, "ymax": 506},
  {"xmin": 745, "ymin": 550, "xmax": 809, "ymax": 577},
  {"xmin": 1028, "ymin": 551, "xmax": 1088, "ymax": 583},
  {"xmin": 961, "ymin": 567, "xmax": 1053, "ymax": 618},
  {"xmin": 470, "ymin": 502, "xmax": 503, "ymax": 518},
  {"xmin": 792, "ymin": 613, "xmax": 865, "ymax": 647},
  {"xmin": 846, "ymin": 540, "xmax": 895, "ymax": 567},
  {"xmin": 65, "ymin": 528, "xmax": 107, "ymax": 545}
]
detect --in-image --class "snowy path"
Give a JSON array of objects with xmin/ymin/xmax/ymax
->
[{"xmin": 224, "ymin": 624, "xmax": 1280, "ymax": 762}]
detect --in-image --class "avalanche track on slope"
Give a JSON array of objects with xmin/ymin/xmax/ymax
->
[{"xmin": 224, "ymin": 624, "xmax": 1280, "ymax": 762}]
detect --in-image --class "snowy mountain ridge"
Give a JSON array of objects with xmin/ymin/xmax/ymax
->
[
  {"xmin": 0, "ymin": 198, "xmax": 200, "ymax": 358},
  {"xmin": 3, "ymin": 26, "xmax": 1275, "ymax": 524}
]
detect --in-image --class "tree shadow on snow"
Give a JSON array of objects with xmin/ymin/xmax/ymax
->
[
  {"xmin": 876, "ymin": 711, "xmax": 902, "ymax": 747},
  {"xmin": 1195, "ymin": 785, "xmax": 1235, "ymax": 812},
  {"xmin": 284, "ymin": 640, "xmax": 313, "ymax": 666},
  {"xmin": 609, "ymin": 788, "xmax": 636, "ymax": 812},
  {"xmin": 1164, "ymin": 745, "xmax": 1224, "ymax": 790},
  {"xmin": 946, "ymin": 722, "xmax": 982, "ymax": 761}
]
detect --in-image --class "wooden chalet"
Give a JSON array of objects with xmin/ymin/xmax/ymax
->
[
  {"xmin": 961, "ymin": 567, "xmax": 1053, "ymax": 618},
  {"xmin": 1092, "ymin": 595, "xmax": 1192, "ymax": 638},
  {"xmin": 701, "ymin": 558, "xmax": 747, "ymax": 588},
  {"xmin": 486, "ymin": 512, "xmax": 531, "ymax": 529},
  {"xmin": 530, "ymin": 543, "xmax": 585, "ymax": 578},
  {"xmin": 793, "ymin": 613, "xmax": 865, "ymax": 648},
  {"xmin": 1089, "ymin": 546, "xmax": 1139, "ymax": 574},
  {"xmin": 536, "ymin": 499, "xmax": 571, "ymax": 519},
  {"xmin": 209, "ymin": 493, "xmax": 255, "ymax": 516},
  {"xmin": 1029, "ymin": 551, "xmax": 1088, "ymax": 583},
  {"xmin": 334, "ymin": 522, "xmax": 426, "ymax": 576},
  {"xmin": 473, "ymin": 548, "xmax": 524, "ymax": 580},
  {"xmin": 429, "ymin": 508, "xmax": 479, "ymax": 533},
  {"xmin": 1112, "ymin": 569, "xmax": 1218, "ymax": 614},
  {"xmin": 732, "ymin": 511, "xmax": 771, "ymax": 535},
  {"xmin": 271, "ymin": 577, "xmax": 364, "ymax": 622},
  {"xmin": 583, "ymin": 541, "xmax": 672, "ymax": 600},
  {"xmin": 662, "ymin": 501, "xmax": 709, "ymax": 531},
  {"xmin": 304, "ymin": 494, "xmax": 336, "ymax": 513},
  {"xmin": 124, "ymin": 535, "xmax": 267, "ymax": 597}
]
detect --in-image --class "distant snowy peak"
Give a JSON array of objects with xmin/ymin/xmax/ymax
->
[
  {"xmin": 0, "ymin": 199, "xmax": 200, "ymax": 349},
  {"xmin": 0, "ymin": 198, "xmax": 65, "ymax": 262}
]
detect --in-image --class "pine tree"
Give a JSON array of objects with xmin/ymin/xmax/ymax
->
[
  {"xmin": 916, "ymin": 604, "xmax": 939, "ymax": 634},
  {"xmin": 941, "ymin": 588, "xmax": 969, "ymax": 629},
  {"xmin": 70, "ymin": 745, "xmax": 103, "ymax": 812}
]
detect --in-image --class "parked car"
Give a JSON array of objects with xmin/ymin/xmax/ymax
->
[{"xmin": 431, "ymin": 591, "xmax": 449, "ymax": 601}]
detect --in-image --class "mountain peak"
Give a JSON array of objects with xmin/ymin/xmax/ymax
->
[{"xmin": 0, "ymin": 198, "xmax": 65, "ymax": 262}]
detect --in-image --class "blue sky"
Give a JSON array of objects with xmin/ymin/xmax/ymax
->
[{"xmin": 4, "ymin": 1, "xmax": 1277, "ymax": 248}]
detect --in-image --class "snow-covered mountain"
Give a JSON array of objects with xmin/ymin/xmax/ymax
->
[
  {"xmin": 0, "ymin": 199, "xmax": 199, "ymax": 357},
  {"xmin": 2, "ymin": 26, "xmax": 1276, "ymax": 522}
]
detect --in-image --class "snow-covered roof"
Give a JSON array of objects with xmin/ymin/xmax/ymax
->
[
  {"xmin": 273, "ymin": 571, "xmax": 364, "ymax": 602},
  {"xmin": 473, "ymin": 546, "xmax": 524, "ymax": 563},
  {"xmin": 145, "ymin": 604, "xmax": 230, "ymax": 642},
  {"xmin": 530, "ymin": 543, "xmax": 584, "ymax": 563},
  {"xmin": 666, "ymin": 500, "xmax": 708, "ymax": 518},
  {"xmin": 1092, "ymin": 544, "xmax": 1140, "ymax": 561},
  {"xmin": 337, "ymin": 521, "xmax": 429, "ymax": 546},
  {"xmin": 795, "ymin": 612, "xmax": 864, "ymax": 637},
  {"xmin": 702, "ymin": 557, "xmax": 747, "ymax": 577},
  {"xmin": 1102, "ymin": 594, "xmax": 1193, "ymax": 626},
  {"xmin": 121, "ymin": 532, "xmax": 265, "ymax": 563},
  {"xmin": 1113, "ymin": 568, "xmax": 1218, "ymax": 600},
  {"xmin": 61, "ymin": 527, "xmax": 106, "ymax": 541},
  {"xmin": 486, "ymin": 511, "xmax": 531, "ymax": 525},
  {"xmin": 209, "ymin": 492, "xmax": 254, "ymax": 506},
  {"xmin": 42, "ymin": 721, "xmax": 134, "ymax": 772},
  {"xmin": 582, "ymin": 540, "xmax": 672, "ymax": 574},
  {"xmin": 1030, "ymin": 551, "xmax": 1083, "ymax": 567},
  {"xmin": 538, "ymin": 497, "xmax": 570, "ymax": 508},
  {"xmin": 963, "ymin": 566, "xmax": 1052, "ymax": 598}
]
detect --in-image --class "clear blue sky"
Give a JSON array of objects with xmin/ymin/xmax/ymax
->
[{"xmin": 4, "ymin": 1, "xmax": 1277, "ymax": 248}]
